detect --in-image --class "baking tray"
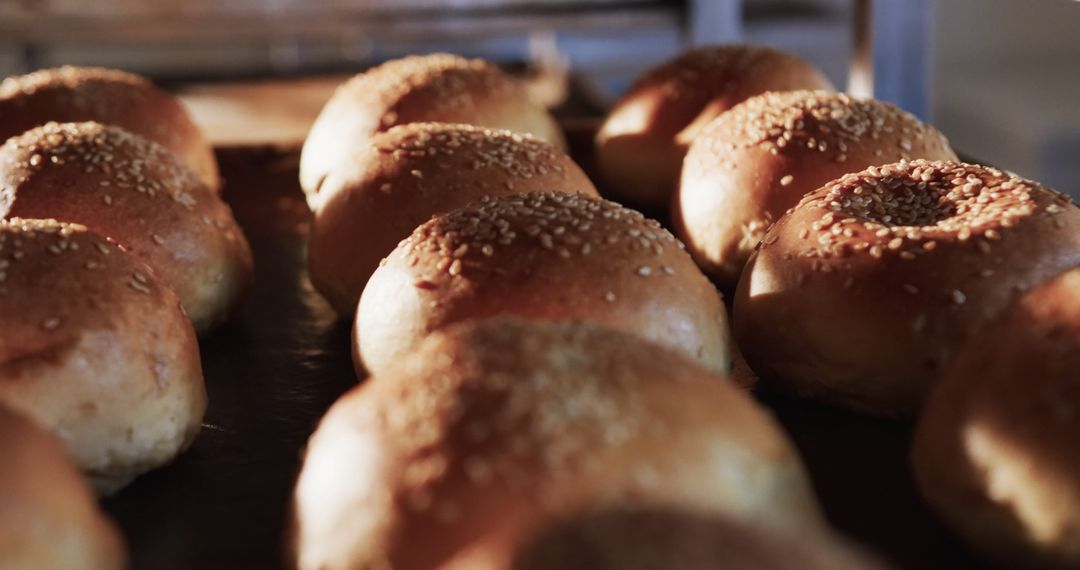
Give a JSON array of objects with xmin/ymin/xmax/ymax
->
[{"xmin": 101, "ymin": 127, "xmax": 989, "ymax": 570}]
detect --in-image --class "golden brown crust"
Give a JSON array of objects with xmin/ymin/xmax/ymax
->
[
  {"xmin": 510, "ymin": 506, "xmax": 885, "ymax": 570},
  {"xmin": 676, "ymin": 91, "xmax": 957, "ymax": 287},
  {"xmin": 0, "ymin": 121, "xmax": 253, "ymax": 333},
  {"xmin": 733, "ymin": 160, "xmax": 1080, "ymax": 416},
  {"xmin": 913, "ymin": 267, "xmax": 1080, "ymax": 567},
  {"xmin": 0, "ymin": 218, "xmax": 206, "ymax": 494},
  {"xmin": 293, "ymin": 318, "xmax": 823, "ymax": 570},
  {"xmin": 0, "ymin": 65, "xmax": 219, "ymax": 190},
  {"xmin": 595, "ymin": 44, "xmax": 834, "ymax": 210},
  {"xmin": 299, "ymin": 54, "xmax": 565, "ymax": 206},
  {"xmin": 354, "ymin": 191, "xmax": 732, "ymax": 377},
  {"xmin": 0, "ymin": 405, "xmax": 125, "ymax": 569},
  {"xmin": 309, "ymin": 122, "xmax": 598, "ymax": 315}
]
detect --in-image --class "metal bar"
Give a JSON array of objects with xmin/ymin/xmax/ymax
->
[
  {"xmin": 867, "ymin": 0, "xmax": 932, "ymax": 119},
  {"xmin": 848, "ymin": 0, "xmax": 874, "ymax": 98},
  {"xmin": 0, "ymin": 5, "xmax": 678, "ymax": 44},
  {"xmin": 687, "ymin": 0, "xmax": 741, "ymax": 45}
]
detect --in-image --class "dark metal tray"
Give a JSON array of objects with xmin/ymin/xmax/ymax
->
[{"xmin": 102, "ymin": 138, "xmax": 986, "ymax": 570}]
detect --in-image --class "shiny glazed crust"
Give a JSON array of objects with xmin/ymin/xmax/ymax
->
[
  {"xmin": 309, "ymin": 123, "xmax": 597, "ymax": 315},
  {"xmin": 293, "ymin": 318, "xmax": 822, "ymax": 570},
  {"xmin": 595, "ymin": 44, "xmax": 834, "ymax": 210},
  {"xmin": 913, "ymin": 267, "xmax": 1080, "ymax": 567},
  {"xmin": 734, "ymin": 160, "xmax": 1080, "ymax": 416},
  {"xmin": 0, "ymin": 121, "xmax": 253, "ymax": 333},
  {"xmin": 0, "ymin": 405, "xmax": 126, "ymax": 569},
  {"xmin": 0, "ymin": 65, "xmax": 219, "ymax": 190},
  {"xmin": 299, "ymin": 54, "xmax": 565, "ymax": 207},
  {"xmin": 676, "ymin": 90, "xmax": 957, "ymax": 287},
  {"xmin": 0, "ymin": 219, "xmax": 206, "ymax": 494},
  {"xmin": 354, "ymin": 191, "xmax": 732, "ymax": 377}
]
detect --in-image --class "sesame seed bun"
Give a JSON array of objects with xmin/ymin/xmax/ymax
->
[
  {"xmin": 0, "ymin": 66, "xmax": 219, "ymax": 190},
  {"xmin": 299, "ymin": 54, "xmax": 565, "ymax": 209},
  {"xmin": 354, "ymin": 191, "xmax": 732, "ymax": 377},
  {"xmin": 0, "ymin": 219, "xmax": 206, "ymax": 494},
  {"xmin": 0, "ymin": 122, "xmax": 254, "ymax": 334},
  {"xmin": 676, "ymin": 91, "xmax": 957, "ymax": 288},
  {"xmin": 912, "ymin": 267, "xmax": 1080, "ymax": 567},
  {"xmin": 594, "ymin": 44, "xmax": 833, "ymax": 211},
  {"xmin": 509, "ymin": 506, "xmax": 886, "ymax": 570},
  {"xmin": 733, "ymin": 160, "xmax": 1080, "ymax": 417},
  {"xmin": 0, "ymin": 404, "xmax": 125, "ymax": 569},
  {"xmin": 292, "ymin": 318, "xmax": 823, "ymax": 570},
  {"xmin": 309, "ymin": 123, "xmax": 598, "ymax": 315}
]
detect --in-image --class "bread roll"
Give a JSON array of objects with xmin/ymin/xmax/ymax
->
[
  {"xmin": 300, "ymin": 54, "xmax": 564, "ymax": 208},
  {"xmin": 510, "ymin": 506, "xmax": 886, "ymax": 570},
  {"xmin": 354, "ymin": 191, "xmax": 731, "ymax": 377},
  {"xmin": 0, "ymin": 65, "xmax": 219, "ymax": 190},
  {"xmin": 0, "ymin": 405, "xmax": 125, "ymax": 570},
  {"xmin": 595, "ymin": 45, "xmax": 833, "ymax": 210},
  {"xmin": 309, "ymin": 122, "xmax": 598, "ymax": 315},
  {"xmin": 676, "ymin": 91, "xmax": 957, "ymax": 287},
  {"xmin": 734, "ymin": 161, "xmax": 1080, "ymax": 416},
  {"xmin": 0, "ymin": 121, "xmax": 253, "ymax": 334},
  {"xmin": 292, "ymin": 318, "xmax": 823, "ymax": 570},
  {"xmin": 913, "ymin": 267, "xmax": 1080, "ymax": 567},
  {"xmin": 0, "ymin": 218, "xmax": 206, "ymax": 494}
]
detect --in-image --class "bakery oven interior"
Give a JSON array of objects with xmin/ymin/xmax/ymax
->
[{"xmin": 1, "ymin": 1, "xmax": 1079, "ymax": 570}]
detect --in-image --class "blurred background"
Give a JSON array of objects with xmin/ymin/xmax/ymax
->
[{"xmin": 0, "ymin": 0, "xmax": 1077, "ymax": 195}]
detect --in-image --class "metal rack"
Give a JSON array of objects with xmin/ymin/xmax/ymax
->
[{"xmin": 0, "ymin": 0, "xmax": 931, "ymax": 115}]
